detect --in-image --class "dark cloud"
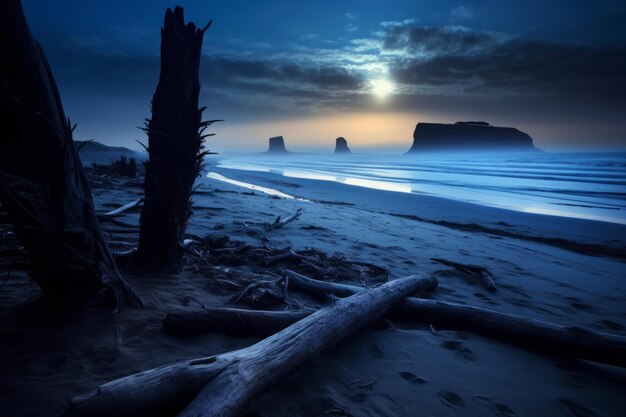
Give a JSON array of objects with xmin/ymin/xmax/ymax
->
[
  {"xmin": 38, "ymin": 17, "xmax": 626, "ymax": 147},
  {"xmin": 280, "ymin": 64, "xmax": 362, "ymax": 89},
  {"xmin": 43, "ymin": 44, "xmax": 159, "ymax": 94},
  {"xmin": 202, "ymin": 57, "xmax": 279, "ymax": 80},
  {"xmin": 201, "ymin": 56, "xmax": 363, "ymax": 92},
  {"xmin": 47, "ymin": 41, "xmax": 363, "ymax": 102},
  {"xmin": 386, "ymin": 27, "xmax": 626, "ymax": 105},
  {"xmin": 382, "ymin": 25, "xmax": 504, "ymax": 56}
]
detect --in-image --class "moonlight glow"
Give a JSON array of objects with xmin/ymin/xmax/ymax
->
[{"xmin": 370, "ymin": 79, "xmax": 394, "ymax": 98}]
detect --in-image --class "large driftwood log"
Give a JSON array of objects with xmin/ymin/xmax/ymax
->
[
  {"xmin": 0, "ymin": 0, "xmax": 141, "ymax": 306},
  {"xmin": 164, "ymin": 275, "xmax": 437, "ymax": 337},
  {"xmin": 284, "ymin": 270, "xmax": 626, "ymax": 368},
  {"xmin": 63, "ymin": 274, "xmax": 428, "ymax": 417},
  {"xmin": 136, "ymin": 6, "xmax": 216, "ymax": 270}
]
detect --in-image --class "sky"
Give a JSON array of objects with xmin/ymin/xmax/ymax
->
[{"xmin": 22, "ymin": 0, "xmax": 626, "ymax": 152}]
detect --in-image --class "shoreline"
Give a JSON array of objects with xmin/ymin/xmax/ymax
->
[
  {"xmin": 212, "ymin": 151, "xmax": 626, "ymax": 226},
  {"xmin": 208, "ymin": 165, "xmax": 626, "ymax": 259}
]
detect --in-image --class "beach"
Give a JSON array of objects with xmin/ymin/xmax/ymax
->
[
  {"xmin": 3, "ymin": 1, "xmax": 625, "ymax": 415},
  {"xmin": 1, "ymin": 154, "xmax": 625, "ymax": 417}
]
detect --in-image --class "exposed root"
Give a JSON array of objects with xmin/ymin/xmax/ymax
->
[{"xmin": 232, "ymin": 275, "xmax": 298, "ymax": 308}]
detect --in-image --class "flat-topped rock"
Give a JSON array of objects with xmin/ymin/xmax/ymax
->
[
  {"xmin": 407, "ymin": 121, "xmax": 538, "ymax": 152},
  {"xmin": 267, "ymin": 136, "xmax": 289, "ymax": 153},
  {"xmin": 334, "ymin": 137, "xmax": 351, "ymax": 154},
  {"xmin": 454, "ymin": 121, "xmax": 490, "ymax": 126}
]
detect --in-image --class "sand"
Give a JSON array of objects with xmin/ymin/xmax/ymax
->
[{"xmin": 1, "ymin": 159, "xmax": 625, "ymax": 417}]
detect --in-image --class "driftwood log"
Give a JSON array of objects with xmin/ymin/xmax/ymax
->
[
  {"xmin": 165, "ymin": 271, "xmax": 626, "ymax": 368},
  {"xmin": 265, "ymin": 208, "xmax": 302, "ymax": 230},
  {"xmin": 283, "ymin": 270, "xmax": 626, "ymax": 368},
  {"xmin": 62, "ymin": 274, "xmax": 428, "ymax": 417},
  {"xmin": 0, "ymin": 0, "xmax": 140, "ymax": 306},
  {"xmin": 136, "ymin": 6, "xmax": 217, "ymax": 270},
  {"xmin": 164, "ymin": 275, "xmax": 438, "ymax": 337},
  {"xmin": 432, "ymin": 257, "xmax": 496, "ymax": 291},
  {"xmin": 100, "ymin": 198, "xmax": 144, "ymax": 217}
]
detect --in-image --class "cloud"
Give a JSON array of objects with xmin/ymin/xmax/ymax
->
[
  {"xmin": 41, "ymin": 16, "xmax": 626, "ymax": 146},
  {"xmin": 345, "ymin": 12, "xmax": 359, "ymax": 32},
  {"xmin": 388, "ymin": 37, "xmax": 626, "ymax": 104},
  {"xmin": 379, "ymin": 19, "xmax": 417, "ymax": 28},
  {"xmin": 51, "ymin": 19, "xmax": 626, "ymax": 112},
  {"xmin": 449, "ymin": 6, "xmax": 474, "ymax": 22},
  {"xmin": 381, "ymin": 24, "xmax": 508, "ymax": 57}
]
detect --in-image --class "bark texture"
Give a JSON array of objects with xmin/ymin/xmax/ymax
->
[
  {"xmin": 0, "ymin": 0, "xmax": 140, "ymax": 305},
  {"xmin": 63, "ymin": 275, "xmax": 429, "ymax": 417},
  {"xmin": 136, "ymin": 6, "xmax": 214, "ymax": 270},
  {"xmin": 284, "ymin": 270, "xmax": 626, "ymax": 368}
]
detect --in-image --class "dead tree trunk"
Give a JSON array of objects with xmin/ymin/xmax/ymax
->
[
  {"xmin": 136, "ymin": 6, "xmax": 215, "ymax": 270},
  {"xmin": 0, "ymin": 0, "xmax": 141, "ymax": 306},
  {"xmin": 63, "ymin": 275, "xmax": 427, "ymax": 417}
]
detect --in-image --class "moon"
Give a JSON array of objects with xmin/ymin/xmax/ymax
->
[{"xmin": 370, "ymin": 79, "xmax": 394, "ymax": 98}]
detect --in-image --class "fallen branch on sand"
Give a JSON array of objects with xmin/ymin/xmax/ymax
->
[
  {"xmin": 112, "ymin": 248, "xmax": 137, "ymax": 258},
  {"xmin": 283, "ymin": 270, "xmax": 626, "ymax": 368},
  {"xmin": 164, "ymin": 275, "xmax": 438, "ymax": 337},
  {"xmin": 262, "ymin": 249, "xmax": 301, "ymax": 265},
  {"xmin": 62, "ymin": 274, "xmax": 428, "ymax": 417},
  {"xmin": 265, "ymin": 208, "xmax": 302, "ymax": 230},
  {"xmin": 432, "ymin": 257, "xmax": 496, "ymax": 291},
  {"xmin": 99, "ymin": 198, "xmax": 144, "ymax": 217}
]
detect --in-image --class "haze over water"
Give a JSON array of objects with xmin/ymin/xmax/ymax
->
[{"xmin": 216, "ymin": 152, "xmax": 626, "ymax": 225}]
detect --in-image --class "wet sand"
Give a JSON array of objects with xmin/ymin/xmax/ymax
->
[{"xmin": 1, "ymin": 163, "xmax": 625, "ymax": 417}]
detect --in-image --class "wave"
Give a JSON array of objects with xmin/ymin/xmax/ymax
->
[{"xmin": 214, "ymin": 152, "xmax": 626, "ymax": 224}]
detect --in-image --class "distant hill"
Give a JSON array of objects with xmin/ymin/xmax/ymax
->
[
  {"xmin": 74, "ymin": 140, "xmax": 134, "ymax": 153},
  {"xmin": 74, "ymin": 140, "xmax": 141, "ymax": 165}
]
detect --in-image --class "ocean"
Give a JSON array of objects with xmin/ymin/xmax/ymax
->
[{"xmin": 212, "ymin": 151, "xmax": 626, "ymax": 225}]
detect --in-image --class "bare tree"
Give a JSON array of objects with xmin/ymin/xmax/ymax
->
[
  {"xmin": 0, "ymin": 0, "xmax": 141, "ymax": 306},
  {"xmin": 136, "ymin": 6, "xmax": 217, "ymax": 270}
]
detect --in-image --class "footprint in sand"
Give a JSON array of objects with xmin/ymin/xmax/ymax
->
[
  {"xmin": 594, "ymin": 319, "xmax": 624, "ymax": 331},
  {"xmin": 559, "ymin": 398, "xmax": 596, "ymax": 417},
  {"xmin": 565, "ymin": 297, "xmax": 596, "ymax": 312},
  {"xmin": 440, "ymin": 340, "xmax": 478, "ymax": 362},
  {"xmin": 437, "ymin": 390, "xmax": 464, "ymax": 408},
  {"xmin": 474, "ymin": 395, "xmax": 516, "ymax": 416},
  {"xmin": 399, "ymin": 371, "xmax": 428, "ymax": 384},
  {"xmin": 351, "ymin": 377, "xmax": 378, "ymax": 390},
  {"xmin": 364, "ymin": 340, "xmax": 385, "ymax": 359},
  {"xmin": 564, "ymin": 373, "xmax": 589, "ymax": 388},
  {"xmin": 454, "ymin": 331, "xmax": 471, "ymax": 340}
]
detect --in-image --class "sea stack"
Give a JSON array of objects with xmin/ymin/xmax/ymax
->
[
  {"xmin": 267, "ymin": 136, "xmax": 288, "ymax": 153},
  {"xmin": 407, "ymin": 121, "xmax": 538, "ymax": 153},
  {"xmin": 334, "ymin": 137, "xmax": 351, "ymax": 154}
]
